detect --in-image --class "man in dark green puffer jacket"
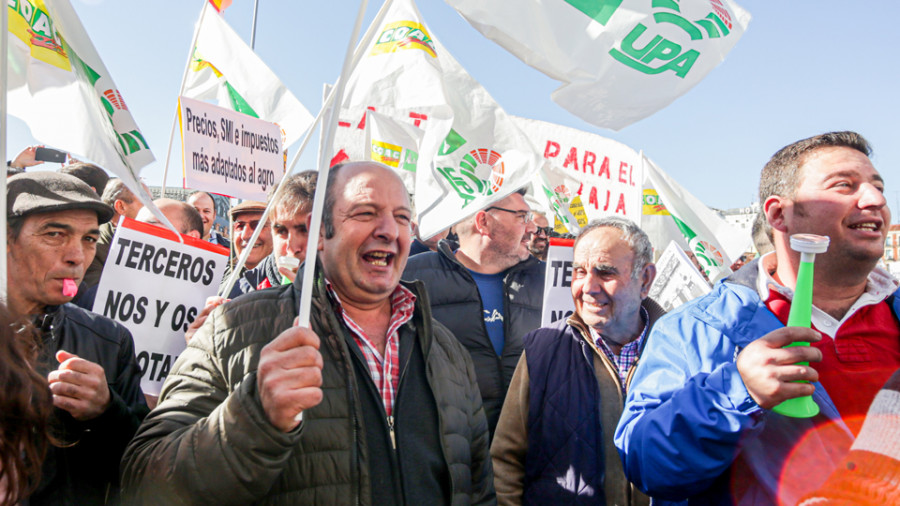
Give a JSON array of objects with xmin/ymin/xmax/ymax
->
[{"xmin": 121, "ymin": 162, "xmax": 495, "ymax": 505}]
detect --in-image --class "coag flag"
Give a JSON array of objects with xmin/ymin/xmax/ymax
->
[
  {"xmin": 336, "ymin": 0, "xmax": 542, "ymax": 239},
  {"xmin": 642, "ymin": 153, "xmax": 748, "ymax": 281},
  {"xmin": 7, "ymin": 0, "xmax": 154, "ymax": 186},
  {"xmin": 364, "ymin": 110, "xmax": 423, "ymax": 194},
  {"xmin": 513, "ymin": 116, "xmax": 643, "ymax": 234},
  {"xmin": 445, "ymin": 0, "xmax": 751, "ymax": 130},
  {"xmin": 183, "ymin": 3, "xmax": 312, "ymax": 148}
]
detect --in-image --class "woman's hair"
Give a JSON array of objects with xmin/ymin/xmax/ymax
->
[{"xmin": 0, "ymin": 304, "xmax": 53, "ymax": 505}]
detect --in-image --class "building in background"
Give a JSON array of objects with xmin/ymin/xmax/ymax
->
[{"xmin": 884, "ymin": 224, "xmax": 900, "ymax": 276}]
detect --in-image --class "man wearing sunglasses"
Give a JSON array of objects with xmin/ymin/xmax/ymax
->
[
  {"xmin": 526, "ymin": 211, "xmax": 551, "ymax": 261},
  {"xmin": 404, "ymin": 188, "xmax": 545, "ymax": 438}
]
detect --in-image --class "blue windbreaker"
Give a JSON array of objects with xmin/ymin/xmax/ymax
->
[{"xmin": 615, "ymin": 261, "xmax": 900, "ymax": 505}]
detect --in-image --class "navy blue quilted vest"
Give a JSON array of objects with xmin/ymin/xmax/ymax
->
[{"xmin": 523, "ymin": 320, "xmax": 605, "ymax": 505}]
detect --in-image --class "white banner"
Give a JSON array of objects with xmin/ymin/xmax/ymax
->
[
  {"xmin": 92, "ymin": 218, "xmax": 229, "ymax": 395},
  {"xmin": 648, "ymin": 240, "xmax": 712, "ymax": 312},
  {"xmin": 541, "ymin": 238, "xmax": 576, "ymax": 327},
  {"xmin": 446, "ymin": 0, "xmax": 750, "ymax": 130},
  {"xmin": 514, "ymin": 116, "xmax": 642, "ymax": 233},
  {"xmin": 179, "ymin": 97, "xmax": 284, "ymax": 201}
]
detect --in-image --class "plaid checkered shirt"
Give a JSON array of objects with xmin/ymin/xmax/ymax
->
[
  {"xmin": 326, "ymin": 280, "xmax": 416, "ymax": 417},
  {"xmin": 589, "ymin": 305, "xmax": 649, "ymax": 392}
]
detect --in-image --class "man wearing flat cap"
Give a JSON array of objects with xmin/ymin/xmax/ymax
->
[{"xmin": 6, "ymin": 171, "xmax": 148, "ymax": 505}]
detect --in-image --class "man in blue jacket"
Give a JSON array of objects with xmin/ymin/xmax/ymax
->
[{"xmin": 615, "ymin": 131, "xmax": 899, "ymax": 505}]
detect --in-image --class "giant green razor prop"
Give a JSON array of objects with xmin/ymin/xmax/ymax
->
[{"xmin": 772, "ymin": 234, "xmax": 829, "ymax": 418}]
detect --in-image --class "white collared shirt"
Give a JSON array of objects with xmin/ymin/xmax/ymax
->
[{"xmin": 755, "ymin": 252, "xmax": 899, "ymax": 338}]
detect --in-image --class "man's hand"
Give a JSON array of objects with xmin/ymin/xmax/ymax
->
[
  {"xmin": 185, "ymin": 296, "xmax": 228, "ymax": 344},
  {"xmin": 736, "ymin": 327, "xmax": 823, "ymax": 409},
  {"xmin": 256, "ymin": 323, "xmax": 324, "ymax": 432},
  {"xmin": 10, "ymin": 145, "xmax": 46, "ymax": 169},
  {"xmin": 48, "ymin": 350, "xmax": 112, "ymax": 420}
]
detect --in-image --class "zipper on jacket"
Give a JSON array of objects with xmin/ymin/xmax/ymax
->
[{"xmin": 387, "ymin": 414, "xmax": 396, "ymax": 449}]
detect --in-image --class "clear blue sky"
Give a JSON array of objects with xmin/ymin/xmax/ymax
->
[{"xmin": 7, "ymin": 0, "xmax": 899, "ymax": 220}]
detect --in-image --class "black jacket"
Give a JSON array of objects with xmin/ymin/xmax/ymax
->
[
  {"xmin": 31, "ymin": 303, "xmax": 149, "ymax": 506},
  {"xmin": 403, "ymin": 241, "xmax": 545, "ymax": 436}
]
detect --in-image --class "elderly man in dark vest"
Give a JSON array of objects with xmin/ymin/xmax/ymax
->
[{"xmin": 491, "ymin": 216, "xmax": 664, "ymax": 506}]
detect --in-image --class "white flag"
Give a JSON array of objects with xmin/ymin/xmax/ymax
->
[
  {"xmin": 337, "ymin": 0, "xmax": 542, "ymax": 239},
  {"xmin": 642, "ymin": 154, "xmax": 748, "ymax": 281},
  {"xmin": 184, "ymin": 4, "xmax": 313, "ymax": 148},
  {"xmin": 7, "ymin": 0, "xmax": 154, "ymax": 182},
  {"xmin": 364, "ymin": 111, "xmax": 423, "ymax": 194},
  {"xmin": 445, "ymin": 0, "xmax": 751, "ymax": 130}
]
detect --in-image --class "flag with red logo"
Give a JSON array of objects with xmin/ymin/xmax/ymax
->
[
  {"xmin": 335, "ymin": 0, "xmax": 542, "ymax": 239},
  {"xmin": 7, "ymin": 0, "xmax": 154, "ymax": 190},
  {"xmin": 445, "ymin": 0, "xmax": 750, "ymax": 130}
]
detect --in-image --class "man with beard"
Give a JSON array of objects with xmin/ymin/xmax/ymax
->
[
  {"xmin": 404, "ymin": 189, "xmax": 545, "ymax": 437},
  {"xmin": 616, "ymin": 131, "xmax": 899, "ymax": 504},
  {"xmin": 525, "ymin": 211, "xmax": 550, "ymax": 261}
]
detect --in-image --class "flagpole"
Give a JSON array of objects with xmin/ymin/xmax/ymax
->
[
  {"xmin": 1, "ymin": 0, "xmax": 9, "ymax": 301},
  {"xmin": 161, "ymin": 0, "xmax": 209, "ymax": 198},
  {"xmin": 217, "ymin": 0, "xmax": 395, "ymax": 301},
  {"xmin": 250, "ymin": 0, "xmax": 260, "ymax": 49}
]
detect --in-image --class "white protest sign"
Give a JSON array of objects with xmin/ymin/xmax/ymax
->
[
  {"xmin": 179, "ymin": 96, "xmax": 284, "ymax": 201},
  {"xmin": 541, "ymin": 238, "xmax": 576, "ymax": 327},
  {"xmin": 92, "ymin": 218, "xmax": 229, "ymax": 395},
  {"xmin": 514, "ymin": 117, "xmax": 642, "ymax": 233},
  {"xmin": 648, "ymin": 240, "xmax": 712, "ymax": 312}
]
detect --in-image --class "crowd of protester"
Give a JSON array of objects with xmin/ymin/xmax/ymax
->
[{"xmin": 1, "ymin": 130, "xmax": 897, "ymax": 505}]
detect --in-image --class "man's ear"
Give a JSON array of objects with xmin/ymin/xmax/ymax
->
[
  {"xmin": 764, "ymin": 196, "xmax": 788, "ymax": 233},
  {"xmin": 473, "ymin": 211, "xmax": 490, "ymax": 236},
  {"xmin": 639, "ymin": 263, "xmax": 657, "ymax": 299},
  {"xmin": 114, "ymin": 199, "xmax": 127, "ymax": 217},
  {"xmin": 188, "ymin": 230, "xmax": 201, "ymax": 240}
]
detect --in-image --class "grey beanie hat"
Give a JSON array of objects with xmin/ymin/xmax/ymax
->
[{"xmin": 7, "ymin": 171, "xmax": 115, "ymax": 224}]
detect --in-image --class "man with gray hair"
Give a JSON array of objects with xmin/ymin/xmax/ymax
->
[{"xmin": 491, "ymin": 216, "xmax": 663, "ymax": 506}]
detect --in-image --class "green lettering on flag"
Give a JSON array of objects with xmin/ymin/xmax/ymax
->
[
  {"xmin": 224, "ymin": 82, "xmax": 259, "ymax": 118},
  {"xmin": 438, "ymin": 128, "xmax": 467, "ymax": 156},
  {"xmin": 564, "ymin": 0, "xmax": 623, "ymax": 26}
]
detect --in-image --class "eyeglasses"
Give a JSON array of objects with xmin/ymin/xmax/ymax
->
[
  {"xmin": 485, "ymin": 206, "xmax": 533, "ymax": 224},
  {"xmin": 534, "ymin": 226, "xmax": 553, "ymax": 236}
]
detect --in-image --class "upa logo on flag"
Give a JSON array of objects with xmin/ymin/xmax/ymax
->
[
  {"xmin": 435, "ymin": 128, "xmax": 507, "ymax": 208},
  {"xmin": 605, "ymin": 0, "xmax": 738, "ymax": 78},
  {"xmin": 691, "ymin": 237, "xmax": 725, "ymax": 269},
  {"xmin": 371, "ymin": 21, "xmax": 437, "ymax": 58}
]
